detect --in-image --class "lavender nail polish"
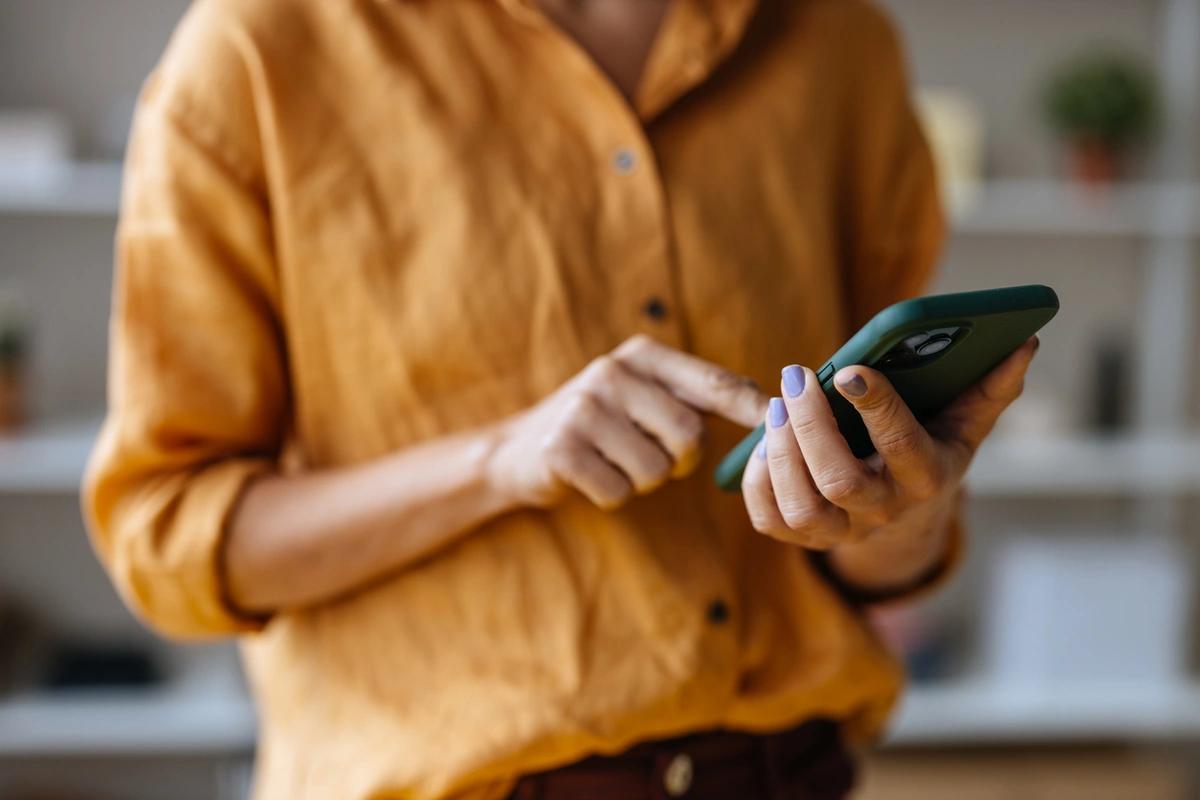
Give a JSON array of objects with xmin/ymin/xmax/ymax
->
[
  {"xmin": 768, "ymin": 397, "xmax": 788, "ymax": 428},
  {"xmin": 838, "ymin": 373, "xmax": 867, "ymax": 398},
  {"xmin": 756, "ymin": 439, "xmax": 767, "ymax": 459},
  {"xmin": 781, "ymin": 365, "xmax": 805, "ymax": 398}
]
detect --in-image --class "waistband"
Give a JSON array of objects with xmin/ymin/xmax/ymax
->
[{"xmin": 508, "ymin": 719, "xmax": 856, "ymax": 800}]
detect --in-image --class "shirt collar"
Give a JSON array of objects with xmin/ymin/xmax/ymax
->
[
  {"xmin": 495, "ymin": 0, "xmax": 761, "ymax": 121},
  {"xmin": 636, "ymin": 0, "xmax": 759, "ymax": 119}
]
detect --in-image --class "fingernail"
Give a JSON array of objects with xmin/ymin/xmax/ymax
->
[
  {"xmin": 781, "ymin": 364, "xmax": 806, "ymax": 398},
  {"xmin": 756, "ymin": 438, "xmax": 767, "ymax": 459},
  {"xmin": 838, "ymin": 373, "xmax": 867, "ymax": 398},
  {"xmin": 768, "ymin": 397, "xmax": 788, "ymax": 428}
]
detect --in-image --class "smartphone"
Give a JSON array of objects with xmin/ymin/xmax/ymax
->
[{"xmin": 714, "ymin": 284, "xmax": 1060, "ymax": 491}]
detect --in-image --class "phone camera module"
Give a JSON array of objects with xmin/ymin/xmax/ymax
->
[{"xmin": 879, "ymin": 326, "xmax": 964, "ymax": 369}]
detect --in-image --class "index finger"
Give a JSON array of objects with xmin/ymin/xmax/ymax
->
[{"xmin": 614, "ymin": 335, "xmax": 768, "ymax": 428}]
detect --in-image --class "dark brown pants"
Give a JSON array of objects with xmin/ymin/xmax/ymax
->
[{"xmin": 508, "ymin": 719, "xmax": 856, "ymax": 800}]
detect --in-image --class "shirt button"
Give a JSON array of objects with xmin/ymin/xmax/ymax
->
[
  {"xmin": 642, "ymin": 297, "xmax": 668, "ymax": 321},
  {"xmin": 706, "ymin": 598, "xmax": 730, "ymax": 624},
  {"xmin": 612, "ymin": 148, "xmax": 637, "ymax": 175},
  {"xmin": 663, "ymin": 752, "xmax": 694, "ymax": 797}
]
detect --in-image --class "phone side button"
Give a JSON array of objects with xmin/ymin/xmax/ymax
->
[{"xmin": 817, "ymin": 363, "xmax": 835, "ymax": 384}]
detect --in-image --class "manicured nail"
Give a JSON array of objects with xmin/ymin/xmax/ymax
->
[
  {"xmin": 768, "ymin": 397, "xmax": 788, "ymax": 428},
  {"xmin": 756, "ymin": 438, "xmax": 767, "ymax": 459},
  {"xmin": 781, "ymin": 364, "xmax": 806, "ymax": 398},
  {"xmin": 838, "ymin": 373, "xmax": 867, "ymax": 398}
]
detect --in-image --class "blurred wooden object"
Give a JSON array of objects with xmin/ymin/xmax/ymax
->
[
  {"xmin": 0, "ymin": 295, "xmax": 29, "ymax": 433},
  {"xmin": 859, "ymin": 748, "xmax": 1193, "ymax": 800},
  {"xmin": 0, "ymin": 363, "xmax": 24, "ymax": 432}
]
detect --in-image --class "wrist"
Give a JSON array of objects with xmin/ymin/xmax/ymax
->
[
  {"xmin": 477, "ymin": 413, "xmax": 532, "ymax": 515},
  {"xmin": 860, "ymin": 489, "xmax": 956, "ymax": 549},
  {"xmin": 825, "ymin": 491, "xmax": 958, "ymax": 595}
]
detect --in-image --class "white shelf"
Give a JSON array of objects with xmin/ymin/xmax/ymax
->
[
  {"xmin": 7, "ymin": 678, "xmax": 1197, "ymax": 757},
  {"xmin": 951, "ymin": 180, "xmax": 1200, "ymax": 238},
  {"xmin": 2, "ymin": 423, "xmax": 1198, "ymax": 498},
  {"xmin": 0, "ymin": 417, "xmax": 100, "ymax": 493},
  {"xmin": 967, "ymin": 434, "xmax": 1200, "ymax": 496},
  {"xmin": 888, "ymin": 680, "xmax": 1200, "ymax": 746},
  {"xmin": 0, "ymin": 161, "xmax": 121, "ymax": 216},
  {"xmin": 0, "ymin": 680, "xmax": 255, "ymax": 757},
  {"xmin": 7, "ymin": 170, "xmax": 1194, "ymax": 232}
]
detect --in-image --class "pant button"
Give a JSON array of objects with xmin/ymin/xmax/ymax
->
[{"xmin": 663, "ymin": 752, "xmax": 694, "ymax": 797}]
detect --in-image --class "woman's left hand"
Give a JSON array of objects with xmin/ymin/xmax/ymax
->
[{"xmin": 741, "ymin": 337, "xmax": 1038, "ymax": 552}]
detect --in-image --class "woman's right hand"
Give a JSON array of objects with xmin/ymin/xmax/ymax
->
[
  {"xmin": 487, "ymin": 335, "xmax": 768, "ymax": 510},
  {"xmin": 222, "ymin": 335, "xmax": 764, "ymax": 613}
]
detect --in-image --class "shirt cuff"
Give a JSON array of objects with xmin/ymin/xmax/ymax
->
[
  {"xmin": 103, "ymin": 457, "xmax": 275, "ymax": 638},
  {"xmin": 808, "ymin": 507, "xmax": 965, "ymax": 607}
]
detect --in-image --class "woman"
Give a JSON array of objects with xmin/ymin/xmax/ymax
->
[{"xmin": 85, "ymin": 0, "xmax": 1035, "ymax": 798}]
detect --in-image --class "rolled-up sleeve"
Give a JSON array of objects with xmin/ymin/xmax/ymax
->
[
  {"xmin": 838, "ymin": 3, "xmax": 946, "ymax": 330},
  {"xmin": 83, "ymin": 25, "xmax": 285, "ymax": 638}
]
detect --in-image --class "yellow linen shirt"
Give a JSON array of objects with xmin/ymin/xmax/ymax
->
[{"xmin": 84, "ymin": 0, "xmax": 948, "ymax": 797}]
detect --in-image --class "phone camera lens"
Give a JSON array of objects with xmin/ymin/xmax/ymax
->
[
  {"xmin": 902, "ymin": 333, "xmax": 931, "ymax": 350},
  {"xmin": 915, "ymin": 333, "xmax": 952, "ymax": 357}
]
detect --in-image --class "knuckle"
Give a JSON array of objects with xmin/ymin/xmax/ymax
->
[
  {"xmin": 742, "ymin": 491, "xmax": 774, "ymax": 533},
  {"xmin": 817, "ymin": 470, "xmax": 870, "ymax": 504},
  {"xmin": 808, "ymin": 523, "xmax": 849, "ymax": 549},
  {"xmin": 749, "ymin": 512, "xmax": 779, "ymax": 536},
  {"xmin": 739, "ymin": 460, "xmax": 768, "ymax": 496},
  {"xmin": 863, "ymin": 391, "xmax": 904, "ymax": 421},
  {"xmin": 766, "ymin": 446, "xmax": 796, "ymax": 473},
  {"xmin": 596, "ymin": 484, "xmax": 632, "ymax": 511},
  {"xmin": 704, "ymin": 367, "xmax": 763, "ymax": 424},
  {"xmin": 636, "ymin": 450, "xmax": 672, "ymax": 489},
  {"xmin": 874, "ymin": 425, "xmax": 925, "ymax": 459},
  {"xmin": 778, "ymin": 499, "xmax": 824, "ymax": 532},
  {"xmin": 564, "ymin": 391, "xmax": 602, "ymax": 421},
  {"xmin": 673, "ymin": 407, "xmax": 704, "ymax": 439},
  {"xmin": 668, "ymin": 416, "xmax": 704, "ymax": 458},
  {"xmin": 541, "ymin": 429, "xmax": 573, "ymax": 459},
  {"xmin": 558, "ymin": 446, "xmax": 589, "ymax": 475},
  {"xmin": 788, "ymin": 410, "xmax": 824, "ymax": 440},
  {"xmin": 544, "ymin": 447, "xmax": 578, "ymax": 481},
  {"xmin": 741, "ymin": 463, "xmax": 767, "ymax": 492},
  {"xmin": 705, "ymin": 365, "xmax": 755, "ymax": 398},
  {"xmin": 585, "ymin": 355, "xmax": 621, "ymax": 384},
  {"xmin": 616, "ymin": 334, "xmax": 654, "ymax": 358}
]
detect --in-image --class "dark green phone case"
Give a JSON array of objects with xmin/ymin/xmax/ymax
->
[{"xmin": 714, "ymin": 284, "xmax": 1060, "ymax": 491}]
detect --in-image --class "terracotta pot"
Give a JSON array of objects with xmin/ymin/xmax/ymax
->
[
  {"xmin": 0, "ymin": 364, "xmax": 25, "ymax": 433},
  {"xmin": 1069, "ymin": 138, "xmax": 1123, "ymax": 186}
]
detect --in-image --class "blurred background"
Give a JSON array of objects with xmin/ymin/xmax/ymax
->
[{"xmin": 0, "ymin": 0, "xmax": 1199, "ymax": 798}]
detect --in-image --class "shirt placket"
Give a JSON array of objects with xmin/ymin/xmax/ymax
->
[
  {"xmin": 598, "ymin": 127, "xmax": 687, "ymax": 350},
  {"xmin": 500, "ymin": 0, "xmax": 752, "ymax": 693},
  {"xmin": 589, "ymin": 78, "xmax": 744, "ymax": 697}
]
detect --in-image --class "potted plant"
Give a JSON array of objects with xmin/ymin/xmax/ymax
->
[
  {"xmin": 0, "ymin": 303, "xmax": 29, "ymax": 433},
  {"xmin": 1044, "ymin": 49, "xmax": 1157, "ymax": 185}
]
